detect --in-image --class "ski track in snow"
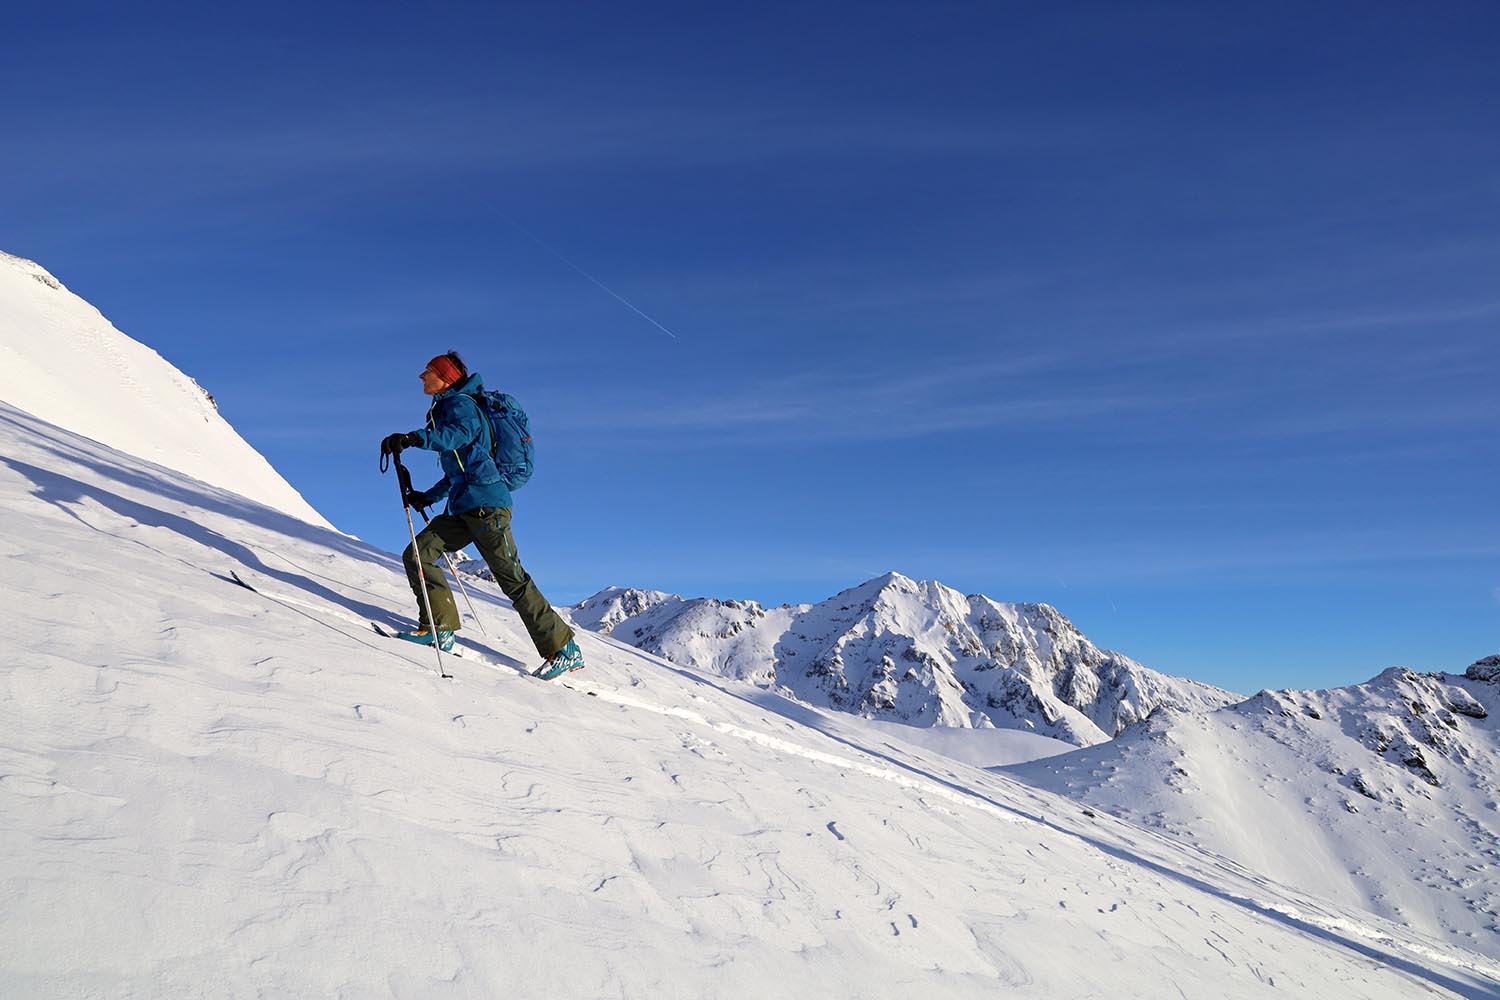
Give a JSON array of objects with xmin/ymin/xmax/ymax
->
[{"xmin": 1, "ymin": 400, "xmax": 1498, "ymax": 998}]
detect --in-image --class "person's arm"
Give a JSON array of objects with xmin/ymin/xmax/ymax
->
[
  {"xmin": 417, "ymin": 479, "xmax": 448, "ymax": 508},
  {"xmin": 413, "ymin": 396, "xmax": 482, "ymax": 453}
]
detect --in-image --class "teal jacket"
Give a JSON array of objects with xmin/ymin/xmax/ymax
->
[{"xmin": 409, "ymin": 372, "xmax": 512, "ymax": 515}]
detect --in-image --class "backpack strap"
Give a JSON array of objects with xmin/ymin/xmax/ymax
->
[{"xmin": 463, "ymin": 393, "xmax": 499, "ymax": 459}]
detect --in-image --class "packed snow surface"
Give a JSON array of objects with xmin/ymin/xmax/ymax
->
[
  {"xmin": 0, "ymin": 250, "xmax": 329, "ymax": 528},
  {"xmin": 4, "ymin": 412, "xmax": 1500, "ymax": 997}
]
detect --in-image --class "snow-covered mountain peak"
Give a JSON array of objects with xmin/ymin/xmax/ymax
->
[
  {"xmin": 818, "ymin": 572, "xmax": 1075, "ymax": 645},
  {"xmin": 2, "ymin": 250, "xmax": 64, "ymax": 290},
  {"xmin": 0, "ymin": 250, "xmax": 330, "ymax": 528},
  {"xmin": 834, "ymin": 569, "xmax": 921, "ymax": 603},
  {"xmin": 1229, "ymin": 666, "xmax": 1493, "ymax": 790},
  {"xmin": 566, "ymin": 584, "xmax": 687, "ymax": 633},
  {"xmin": 571, "ymin": 575, "xmax": 1240, "ymax": 746},
  {"xmin": 824, "ymin": 571, "xmax": 957, "ymax": 630}
]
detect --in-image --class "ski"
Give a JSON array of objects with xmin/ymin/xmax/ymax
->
[
  {"xmin": 226, "ymin": 568, "xmax": 458, "ymax": 678},
  {"xmin": 371, "ymin": 621, "xmax": 463, "ymax": 659}
]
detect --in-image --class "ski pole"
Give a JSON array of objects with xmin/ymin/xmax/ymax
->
[
  {"xmin": 385, "ymin": 452, "xmax": 449, "ymax": 679},
  {"xmin": 395, "ymin": 458, "xmax": 488, "ymax": 636}
]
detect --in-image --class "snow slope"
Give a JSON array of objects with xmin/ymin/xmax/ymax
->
[
  {"xmin": 568, "ymin": 580, "xmax": 1239, "ymax": 746},
  {"xmin": 0, "ymin": 250, "xmax": 329, "ymax": 528},
  {"xmin": 4, "ymin": 408, "xmax": 1500, "ymax": 997},
  {"xmin": 1008, "ymin": 667, "xmax": 1500, "ymax": 961}
]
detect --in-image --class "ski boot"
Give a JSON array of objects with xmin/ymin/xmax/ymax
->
[
  {"xmin": 533, "ymin": 638, "xmax": 585, "ymax": 681},
  {"xmin": 396, "ymin": 627, "xmax": 456, "ymax": 653}
]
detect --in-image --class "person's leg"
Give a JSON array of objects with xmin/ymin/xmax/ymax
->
[
  {"xmin": 402, "ymin": 514, "xmax": 473, "ymax": 632},
  {"xmin": 465, "ymin": 506, "xmax": 574, "ymax": 658}
]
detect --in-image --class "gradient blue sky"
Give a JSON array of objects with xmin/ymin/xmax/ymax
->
[{"xmin": 4, "ymin": 2, "xmax": 1497, "ymax": 693}]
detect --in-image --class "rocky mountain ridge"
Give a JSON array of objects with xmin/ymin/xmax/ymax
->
[{"xmin": 565, "ymin": 572, "xmax": 1240, "ymax": 746}]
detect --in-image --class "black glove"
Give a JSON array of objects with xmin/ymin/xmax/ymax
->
[
  {"xmin": 380, "ymin": 432, "xmax": 421, "ymax": 457},
  {"xmin": 402, "ymin": 486, "xmax": 427, "ymax": 510}
]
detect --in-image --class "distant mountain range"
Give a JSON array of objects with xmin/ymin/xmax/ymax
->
[
  {"xmin": 561, "ymin": 572, "xmax": 1241, "ymax": 747},
  {"xmin": 1008, "ymin": 657, "xmax": 1500, "ymax": 957}
]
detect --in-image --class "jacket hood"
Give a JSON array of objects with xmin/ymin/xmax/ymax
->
[{"xmin": 435, "ymin": 372, "xmax": 485, "ymax": 398}]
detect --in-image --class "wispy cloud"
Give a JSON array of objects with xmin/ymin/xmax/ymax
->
[
  {"xmin": 10, "ymin": 95, "xmax": 1129, "ymax": 200},
  {"xmin": 1133, "ymin": 298, "xmax": 1500, "ymax": 363},
  {"xmin": 889, "ymin": 528, "xmax": 1500, "ymax": 589},
  {"xmin": 547, "ymin": 353, "xmax": 1194, "ymax": 446},
  {"xmin": 1231, "ymin": 396, "xmax": 1496, "ymax": 440}
]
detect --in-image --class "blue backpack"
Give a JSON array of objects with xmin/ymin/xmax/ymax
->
[{"xmin": 466, "ymin": 391, "xmax": 535, "ymax": 490}]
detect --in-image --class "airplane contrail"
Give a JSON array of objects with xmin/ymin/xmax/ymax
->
[{"xmin": 485, "ymin": 202, "xmax": 680, "ymax": 341}]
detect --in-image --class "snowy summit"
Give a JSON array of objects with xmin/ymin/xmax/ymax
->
[
  {"xmin": 569, "ymin": 574, "xmax": 1239, "ymax": 746},
  {"xmin": 0, "ymin": 251, "xmax": 329, "ymax": 528}
]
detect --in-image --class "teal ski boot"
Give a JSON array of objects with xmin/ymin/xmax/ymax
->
[
  {"xmin": 396, "ymin": 627, "xmax": 456, "ymax": 653},
  {"xmin": 533, "ymin": 638, "xmax": 585, "ymax": 681}
]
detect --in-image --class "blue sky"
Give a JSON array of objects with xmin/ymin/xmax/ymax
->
[{"xmin": 4, "ymin": 2, "xmax": 1497, "ymax": 693}]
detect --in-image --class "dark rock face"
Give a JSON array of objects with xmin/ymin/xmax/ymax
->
[{"xmin": 1466, "ymin": 655, "xmax": 1500, "ymax": 683}]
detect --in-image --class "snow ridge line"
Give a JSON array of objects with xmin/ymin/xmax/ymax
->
[
  {"xmin": 1256, "ymin": 908, "xmax": 1500, "ymax": 986},
  {"xmin": 587, "ymin": 688, "xmax": 1030, "ymax": 826}
]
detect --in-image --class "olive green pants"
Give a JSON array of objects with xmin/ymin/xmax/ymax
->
[{"xmin": 402, "ymin": 505, "xmax": 574, "ymax": 659}]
